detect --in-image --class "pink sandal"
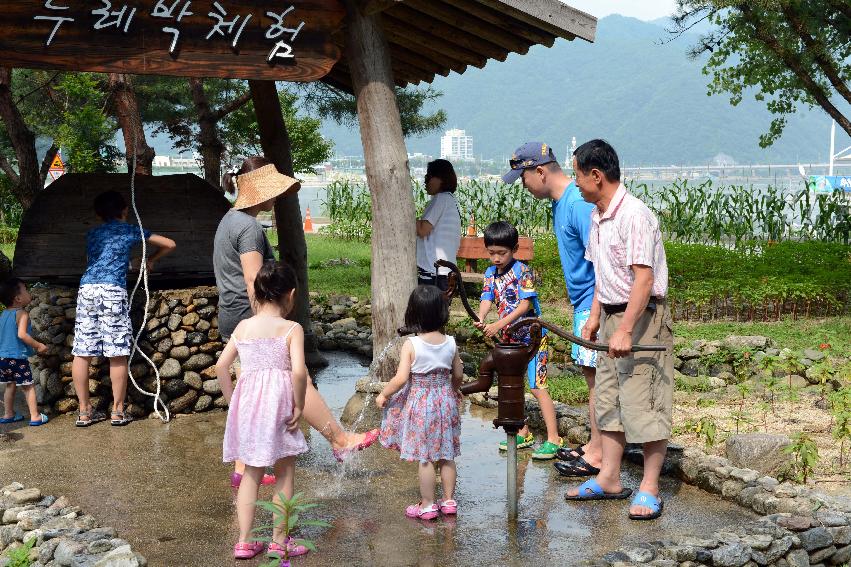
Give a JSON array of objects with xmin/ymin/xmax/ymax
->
[
  {"xmin": 268, "ymin": 537, "xmax": 309, "ymax": 558},
  {"xmin": 332, "ymin": 429, "xmax": 380, "ymax": 462},
  {"xmin": 438, "ymin": 499, "xmax": 457, "ymax": 515},
  {"xmin": 233, "ymin": 541, "xmax": 264, "ymax": 559},
  {"xmin": 405, "ymin": 502, "xmax": 439, "ymax": 520}
]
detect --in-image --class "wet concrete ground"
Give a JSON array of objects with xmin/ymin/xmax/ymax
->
[{"xmin": 1, "ymin": 352, "xmax": 755, "ymax": 566}]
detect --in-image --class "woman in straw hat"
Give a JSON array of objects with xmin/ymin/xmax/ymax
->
[{"xmin": 214, "ymin": 157, "xmax": 378, "ymax": 487}]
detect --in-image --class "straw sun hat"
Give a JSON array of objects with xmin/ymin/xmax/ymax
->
[{"xmin": 232, "ymin": 164, "xmax": 301, "ymax": 210}]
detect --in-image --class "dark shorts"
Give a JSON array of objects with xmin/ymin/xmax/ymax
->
[
  {"xmin": 0, "ymin": 358, "xmax": 34, "ymax": 386},
  {"xmin": 417, "ymin": 271, "xmax": 450, "ymax": 292}
]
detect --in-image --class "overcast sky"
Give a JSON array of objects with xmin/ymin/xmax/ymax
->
[{"xmin": 566, "ymin": 0, "xmax": 679, "ymax": 21}]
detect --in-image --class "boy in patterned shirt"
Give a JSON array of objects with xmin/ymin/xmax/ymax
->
[
  {"xmin": 71, "ymin": 191, "xmax": 175, "ymax": 427},
  {"xmin": 475, "ymin": 221, "xmax": 563, "ymax": 459}
]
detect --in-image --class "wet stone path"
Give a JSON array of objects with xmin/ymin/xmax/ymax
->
[{"xmin": 1, "ymin": 352, "xmax": 755, "ymax": 566}]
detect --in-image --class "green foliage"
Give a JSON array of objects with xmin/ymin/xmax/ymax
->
[
  {"xmin": 301, "ymin": 84, "xmax": 447, "ymax": 138},
  {"xmin": 222, "ymin": 89, "xmax": 333, "ymax": 175},
  {"xmin": 52, "ymin": 74, "xmax": 120, "ymax": 173},
  {"xmin": 673, "ymin": 1, "xmax": 851, "ymax": 146},
  {"xmin": 782, "ymin": 432, "xmax": 820, "ymax": 484},
  {"xmin": 4, "ymin": 537, "xmax": 35, "ymax": 567},
  {"xmin": 254, "ymin": 491, "xmax": 329, "ymax": 565},
  {"xmin": 0, "ymin": 174, "xmax": 23, "ymax": 228},
  {"xmin": 547, "ymin": 373, "xmax": 590, "ymax": 405}
]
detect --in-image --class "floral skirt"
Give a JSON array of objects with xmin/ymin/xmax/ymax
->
[{"xmin": 379, "ymin": 370, "xmax": 460, "ymax": 463}]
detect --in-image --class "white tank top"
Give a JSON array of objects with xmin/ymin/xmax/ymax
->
[{"xmin": 409, "ymin": 335, "xmax": 456, "ymax": 374}]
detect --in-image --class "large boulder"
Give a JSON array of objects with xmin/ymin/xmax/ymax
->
[
  {"xmin": 725, "ymin": 433, "xmax": 791, "ymax": 476},
  {"xmin": 723, "ymin": 336, "xmax": 771, "ymax": 350},
  {"xmin": 340, "ymin": 391, "xmax": 382, "ymax": 431}
]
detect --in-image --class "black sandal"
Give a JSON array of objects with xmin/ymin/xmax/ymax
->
[
  {"xmin": 110, "ymin": 410, "xmax": 133, "ymax": 427},
  {"xmin": 555, "ymin": 445, "xmax": 585, "ymax": 461},
  {"xmin": 75, "ymin": 410, "xmax": 107, "ymax": 427},
  {"xmin": 554, "ymin": 456, "xmax": 601, "ymax": 477}
]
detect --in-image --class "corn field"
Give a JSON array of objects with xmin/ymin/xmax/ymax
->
[
  {"xmin": 321, "ymin": 177, "xmax": 851, "ymax": 247},
  {"xmin": 320, "ymin": 178, "xmax": 551, "ymax": 241}
]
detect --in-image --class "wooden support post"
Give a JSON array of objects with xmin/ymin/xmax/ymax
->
[
  {"xmin": 248, "ymin": 79, "xmax": 326, "ymax": 370},
  {"xmin": 344, "ymin": 0, "xmax": 416, "ymax": 380}
]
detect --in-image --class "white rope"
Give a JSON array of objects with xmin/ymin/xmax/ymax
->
[{"xmin": 126, "ymin": 144, "xmax": 170, "ymax": 423}]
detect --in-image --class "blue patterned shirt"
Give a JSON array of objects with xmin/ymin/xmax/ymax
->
[{"xmin": 80, "ymin": 220, "xmax": 151, "ymax": 288}]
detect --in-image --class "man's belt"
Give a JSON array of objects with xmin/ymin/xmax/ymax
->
[{"xmin": 601, "ymin": 297, "xmax": 663, "ymax": 315}]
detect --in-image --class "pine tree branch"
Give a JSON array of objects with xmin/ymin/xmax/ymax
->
[{"xmin": 212, "ymin": 90, "xmax": 252, "ymax": 121}]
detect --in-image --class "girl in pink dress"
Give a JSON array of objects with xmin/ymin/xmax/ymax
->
[
  {"xmin": 217, "ymin": 261, "xmax": 310, "ymax": 560},
  {"xmin": 377, "ymin": 285, "xmax": 463, "ymax": 520}
]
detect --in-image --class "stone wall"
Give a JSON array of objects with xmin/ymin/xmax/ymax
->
[
  {"xmin": 25, "ymin": 286, "xmax": 377, "ymax": 418},
  {"xmin": 0, "ymin": 482, "xmax": 146, "ymax": 566},
  {"xmin": 588, "ymin": 447, "xmax": 851, "ymax": 567}
]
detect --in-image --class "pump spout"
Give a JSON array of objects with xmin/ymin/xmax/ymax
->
[{"xmin": 460, "ymin": 350, "xmax": 495, "ymax": 395}]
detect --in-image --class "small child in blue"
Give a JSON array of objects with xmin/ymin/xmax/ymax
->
[
  {"xmin": 72, "ymin": 191, "xmax": 175, "ymax": 427},
  {"xmin": 0, "ymin": 278, "xmax": 49, "ymax": 426},
  {"xmin": 475, "ymin": 221, "xmax": 564, "ymax": 459}
]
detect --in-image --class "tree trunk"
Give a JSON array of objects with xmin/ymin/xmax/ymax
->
[
  {"xmin": 0, "ymin": 67, "xmax": 42, "ymax": 210},
  {"xmin": 108, "ymin": 73, "xmax": 154, "ymax": 175},
  {"xmin": 343, "ymin": 0, "xmax": 417, "ymax": 381},
  {"xmin": 188, "ymin": 78, "xmax": 225, "ymax": 188},
  {"xmin": 248, "ymin": 79, "xmax": 325, "ymax": 370}
]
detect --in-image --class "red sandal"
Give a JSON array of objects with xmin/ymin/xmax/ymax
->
[{"xmin": 233, "ymin": 541, "xmax": 264, "ymax": 559}]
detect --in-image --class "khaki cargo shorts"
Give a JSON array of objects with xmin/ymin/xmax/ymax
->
[{"xmin": 595, "ymin": 300, "xmax": 674, "ymax": 444}]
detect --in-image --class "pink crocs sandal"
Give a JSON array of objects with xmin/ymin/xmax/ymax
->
[
  {"xmin": 332, "ymin": 429, "xmax": 381, "ymax": 462},
  {"xmin": 233, "ymin": 541, "xmax": 264, "ymax": 559},
  {"xmin": 268, "ymin": 537, "xmax": 309, "ymax": 558},
  {"xmin": 438, "ymin": 499, "xmax": 457, "ymax": 515},
  {"xmin": 405, "ymin": 502, "xmax": 439, "ymax": 520},
  {"xmin": 230, "ymin": 472, "xmax": 277, "ymax": 488}
]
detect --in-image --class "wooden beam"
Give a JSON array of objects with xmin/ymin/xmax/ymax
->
[
  {"xmin": 342, "ymin": 0, "xmax": 417, "ymax": 380},
  {"xmin": 404, "ymin": 0, "xmax": 532, "ymax": 56},
  {"xmin": 448, "ymin": 0, "xmax": 557, "ymax": 47},
  {"xmin": 386, "ymin": 44, "xmax": 448, "ymax": 78},
  {"xmin": 381, "ymin": 14, "xmax": 488, "ymax": 69},
  {"xmin": 359, "ymin": 0, "xmax": 404, "ymax": 16},
  {"xmin": 388, "ymin": 4, "xmax": 510, "ymax": 62},
  {"xmin": 474, "ymin": 0, "xmax": 596, "ymax": 43},
  {"xmin": 381, "ymin": 26, "xmax": 470, "ymax": 75}
]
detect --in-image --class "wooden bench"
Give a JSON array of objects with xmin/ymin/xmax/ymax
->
[{"xmin": 455, "ymin": 236, "xmax": 534, "ymax": 283}]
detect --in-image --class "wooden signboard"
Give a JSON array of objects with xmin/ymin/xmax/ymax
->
[{"xmin": 0, "ymin": 0, "xmax": 345, "ymax": 81}]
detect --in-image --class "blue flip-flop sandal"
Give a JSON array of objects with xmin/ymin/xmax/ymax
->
[
  {"xmin": 628, "ymin": 491, "xmax": 664, "ymax": 520},
  {"xmin": 0, "ymin": 413, "xmax": 24, "ymax": 424},
  {"xmin": 564, "ymin": 478, "xmax": 633, "ymax": 501},
  {"xmin": 29, "ymin": 413, "xmax": 49, "ymax": 426}
]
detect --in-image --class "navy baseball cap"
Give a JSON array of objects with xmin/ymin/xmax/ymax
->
[{"xmin": 501, "ymin": 142, "xmax": 557, "ymax": 184}]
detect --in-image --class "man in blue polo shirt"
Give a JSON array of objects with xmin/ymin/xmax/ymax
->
[{"xmin": 503, "ymin": 142, "xmax": 602, "ymax": 477}]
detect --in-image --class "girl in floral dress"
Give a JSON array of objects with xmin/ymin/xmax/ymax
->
[{"xmin": 376, "ymin": 285, "xmax": 463, "ymax": 520}]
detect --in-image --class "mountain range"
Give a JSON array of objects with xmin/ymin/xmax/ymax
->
[{"xmin": 318, "ymin": 14, "xmax": 850, "ymax": 166}]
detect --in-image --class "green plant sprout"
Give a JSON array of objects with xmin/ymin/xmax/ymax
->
[
  {"xmin": 254, "ymin": 492, "xmax": 330, "ymax": 567},
  {"xmin": 783, "ymin": 432, "xmax": 820, "ymax": 484},
  {"xmin": 829, "ymin": 388, "xmax": 851, "ymax": 468},
  {"xmin": 5, "ymin": 537, "xmax": 35, "ymax": 567}
]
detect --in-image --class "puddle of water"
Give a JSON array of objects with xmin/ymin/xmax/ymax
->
[{"xmin": 1, "ymin": 351, "xmax": 756, "ymax": 567}]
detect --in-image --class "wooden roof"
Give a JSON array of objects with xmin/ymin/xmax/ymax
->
[{"xmin": 323, "ymin": 0, "xmax": 596, "ymax": 91}]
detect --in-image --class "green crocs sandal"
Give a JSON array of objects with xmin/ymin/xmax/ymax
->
[
  {"xmin": 531, "ymin": 438, "xmax": 564, "ymax": 460},
  {"xmin": 499, "ymin": 432, "xmax": 535, "ymax": 451}
]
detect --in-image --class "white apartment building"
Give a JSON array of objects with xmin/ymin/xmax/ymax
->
[{"xmin": 440, "ymin": 129, "xmax": 474, "ymax": 161}]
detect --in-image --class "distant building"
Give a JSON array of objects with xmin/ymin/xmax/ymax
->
[
  {"xmin": 153, "ymin": 155, "xmax": 171, "ymax": 167},
  {"xmin": 711, "ymin": 153, "xmax": 736, "ymax": 167},
  {"xmin": 440, "ymin": 129, "xmax": 474, "ymax": 161}
]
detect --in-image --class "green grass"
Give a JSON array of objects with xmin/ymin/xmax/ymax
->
[
  {"xmin": 547, "ymin": 373, "xmax": 590, "ymax": 405},
  {"xmin": 0, "ymin": 243, "xmax": 13, "ymax": 260},
  {"xmin": 304, "ymin": 233, "xmax": 371, "ymax": 299}
]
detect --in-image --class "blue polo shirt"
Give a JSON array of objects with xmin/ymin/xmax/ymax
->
[{"xmin": 552, "ymin": 182, "xmax": 595, "ymax": 311}]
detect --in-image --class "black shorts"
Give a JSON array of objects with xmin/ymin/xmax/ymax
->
[{"xmin": 0, "ymin": 358, "xmax": 34, "ymax": 386}]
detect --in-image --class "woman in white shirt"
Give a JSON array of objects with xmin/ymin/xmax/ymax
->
[{"xmin": 416, "ymin": 159, "xmax": 462, "ymax": 291}]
